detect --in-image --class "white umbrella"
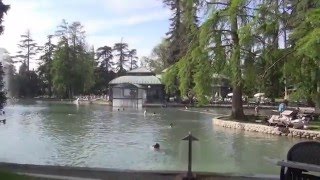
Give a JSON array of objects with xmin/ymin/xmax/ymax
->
[
  {"xmin": 227, "ymin": 93, "xmax": 233, "ymax": 97},
  {"xmin": 254, "ymin": 93, "xmax": 265, "ymax": 97}
]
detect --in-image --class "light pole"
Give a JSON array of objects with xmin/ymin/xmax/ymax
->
[{"xmin": 182, "ymin": 131, "xmax": 199, "ymax": 180}]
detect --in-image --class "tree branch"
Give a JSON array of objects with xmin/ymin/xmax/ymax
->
[
  {"xmin": 261, "ymin": 50, "xmax": 296, "ymax": 78},
  {"xmin": 205, "ymin": 1, "xmax": 229, "ymax": 6}
]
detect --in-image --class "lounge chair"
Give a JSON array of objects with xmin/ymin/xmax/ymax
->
[{"xmin": 279, "ymin": 141, "xmax": 320, "ymax": 180}]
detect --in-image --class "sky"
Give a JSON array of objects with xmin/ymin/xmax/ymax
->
[{"xmin": 0, "ymin": 0, "xmax": 170, "ymax": 68}]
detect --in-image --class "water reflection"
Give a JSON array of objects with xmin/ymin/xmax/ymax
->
[{"xmin": 0, "ymin": 102, "xmax": 305, "ymax": 175}]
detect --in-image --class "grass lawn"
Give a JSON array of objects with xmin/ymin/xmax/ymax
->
[
  {"xmin": 0, "ymin": 171, "xmax": 39, "ymax": 180},
  {"xmin": 309, "ymin": 120, "xmax": 320, "ymax": 131}
]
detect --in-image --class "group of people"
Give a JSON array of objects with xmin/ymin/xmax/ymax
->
[{"xmin": 76, "ymin": 94, "xmax": 110, "ymax": 101}]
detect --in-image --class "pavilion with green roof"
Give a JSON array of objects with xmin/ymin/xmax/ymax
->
[{"xmin": 109, "ymin": 67, "xmax": 164, "ymax": 108}]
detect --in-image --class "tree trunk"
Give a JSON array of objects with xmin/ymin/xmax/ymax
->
[
  {"xmin": 230, "ymin": 11, "xmax": 245, "ymax": 120},
  {"xmin": 48, "ymin": 79, "xmax": 52, "ymax": 97},
  {"xmin": 27, "ymin": 39, "xmax": 30, "ymax": 72},
  {"xmin": 232, "ymin": 85, "xmax": 245, "ymax": 119}
]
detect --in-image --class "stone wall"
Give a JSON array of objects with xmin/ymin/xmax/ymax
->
[{"xmin": 213, "ymin": 118, "xmax": 320, "ymax": 140}]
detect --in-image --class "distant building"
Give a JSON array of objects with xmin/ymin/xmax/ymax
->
[
  {"xmin": 211, "ymin": 73, "xmax": 231, "ymax": 99},
  {"xmin": 109, "ymin": 67, "xmax": 164, "ymax": 108}
]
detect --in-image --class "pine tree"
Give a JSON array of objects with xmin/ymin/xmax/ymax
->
[
  {"xmin": 0, "ymin": 0, "xmax": 9, "ymax": 108},
  {"xmin": 163, "ymin": 0, "xmax": 187, "ymax": 65},
  {"xmin": 113, "ymin": 42, "xmax": 129, "ymax": 75},
  {"xmin": 39, "ymin": 35, "xmax": 55, "ymax": 97},
  {"xmin": 52, "ymin": 20, "xmax": 94, "ymax": 98},
  {"xmin": 96, "ymin": 45, "xmax": 113, "ymax": 71},
  {"xmin": 0, "ymin": 0, "xmax": 9, "ymax": 35},
  {"xmin": 14, "ymin": 30, "xmax": 39, "ymax": 72},
  {"xmin": 128, "ymin": 49, "xmax": 138, "ymax": 70}
]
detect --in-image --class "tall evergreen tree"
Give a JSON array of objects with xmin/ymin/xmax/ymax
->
[
  {"xmin": 38, "ymin": 35, "xmax": 55, "ymax": 96},
  {"xmin": 0, "ymin": 0, "xmax": 9, "ymax": 108},
  {"xmin": 113, "ymin": 42, "xmax": 129, "ymax": 75},
  {"xmin": 163, "ymin": 0, "xmax": 187, "ymax": 65},
  {"xmin": 96, "ymin": 45, "xmax": 113, "ymax": 72},
  {"xmin": 0, "ymin": 0, "xmax": 9, "ymax": 35},
  {"xmin": 52, "ymin": 20, "xmax": 94, "ymax": 98},
  {"xmin": 162, "ymin": 0, "xmax": 200, "ymax": 100},
  {"xmin": 14, "ymin": 30, "xmax": 39, "ymax": 72},
  {"xmin": 128, "ymin": 49, "xmax": 138, "ymax": 70}
]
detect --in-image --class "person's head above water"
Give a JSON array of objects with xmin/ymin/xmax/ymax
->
[
  {"xmin": 170, "ymin": 123, "xmax": 173, "ymax": 127},
  {"xmin": 153, "ymin": 143, "xmax": 160, "ymax": 149}
]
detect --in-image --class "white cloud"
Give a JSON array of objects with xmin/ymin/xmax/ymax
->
[
  {"xmin": 104, "ymin": 0, "xmax": 163, "ymax": 14},
  {"xmin": 88, "ymin": 35, "xmax": 141, "ymax": 49},
  {"xmin": 84, "ymin": 10, "xmax": 170, "ymax": 35},
  {"xmin": 0, "ymin": 0, "xmax": 57, "ymax": 55},
  {"xmin": 0, "ymin": 0, "xmax": 169, "ymax": 70}
]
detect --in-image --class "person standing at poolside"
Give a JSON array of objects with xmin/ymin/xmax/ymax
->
[{"xmin": 278, "ymin": 101, "xmax": 286, "ymax": 113}]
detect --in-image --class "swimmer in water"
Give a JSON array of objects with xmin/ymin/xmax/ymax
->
[
  {"xmin": 152, "ymin": 112, "xmax": 156, "ymax": 116},
  {"xmin": 117, "ymin": 109, "xmax": 120, "ymax": 111},
  {"xmin": 144, "ymin": 110, "xmax": 147, "ymax": 116},
  {"xmin": 185, "ymin": 106, "xmax": 188, "ymax": 110},
  {"xmin": 170, "ymin": 123, "xmax": 173, "ymax": 128},
  {"xmin": 153, "ymin": 143, "xmax": 160, "ymax": 150}
]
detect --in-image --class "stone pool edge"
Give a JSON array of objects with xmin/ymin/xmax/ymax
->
[
  {"xmin": 213, "ymin": 117, "xmax": 320, "ymax": 140},
  {"xmin": 0, "ymin": 162, "xmax": 278, "ymax": 180}
]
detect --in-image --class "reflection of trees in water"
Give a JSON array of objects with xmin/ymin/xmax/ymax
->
[
  {"xmin": 40, "ymin": 104, "xmax": 99, "ymax": 165},
  {"xmin": 146, "ymin": 108, "xmax": 207, "ymax": 168},
  {"xmin": 214, "ymin": 125, "xmax": 304, "ymax": 173}
]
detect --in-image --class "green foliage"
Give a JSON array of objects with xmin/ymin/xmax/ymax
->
[
  {"xmin": 128, "ymin": 49, "xmax": 138, "ymax": 70},
  {"xmin": 0, "ymin": 1, "xmax": 9, "ymax": 109},
  {"xmin": 163, "ymin": 0, "xmax": 189, "ymax": 65},
  {"xmin": 141, "ymin": 39, "xmax": 170, "ymax": 73},
  {"xmin": 239, "ymin": 24, "xmax": 254, "ymax": 46},
  {"xmin": 0, "ymin": 0, "xmax": 9, "ymax": 34},
  {"xmin": 286, "ymin": 3, "xmax": 320, "ymax": 106},
  {"xmin": 51, "ymin": 44, "xmax": 69, "ymax": 96},
  {"xmin": 295, "ymin": 9, "xmax": 320, "ymax": 59},
  {"xmin": 50, "ymin": 20, "xmax": 95, "ymax": 98},
  {"xmin": 0, "ymin": 62, "xmax": 6, "ymax": 108},
  {"xmin": 16, "ymin": 63, "xmax": 42, "ymax": 97},
  {"xmin": 113, "ymin": 42, "xmax": 129, "ymax": 75},
  {"xmin": 13, "ymin": 30, "xmax": 40, "ymax": 71},
  {"xmin": 38, "ymin": 35, "xmax": 55, "ymax": 96},
  {"xmin": 162, "ymin": 65, "xmax": 179, "ymax": 94},
  {"xmin": 0, "ymin": 171, "xmax": 39, "ymax": 180},
  {"xmin": 193, "ymin": 47, "xmax": 211, "ymax": 105}
]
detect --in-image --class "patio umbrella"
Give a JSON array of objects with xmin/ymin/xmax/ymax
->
[{"xmin": 254, "ymin": 93, "xmax": 265, "ymax": 97}]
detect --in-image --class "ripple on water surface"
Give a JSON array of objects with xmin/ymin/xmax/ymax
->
[{"xmin": 0, "ymin": 102, "xmax": 305, "ymax": 175}]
